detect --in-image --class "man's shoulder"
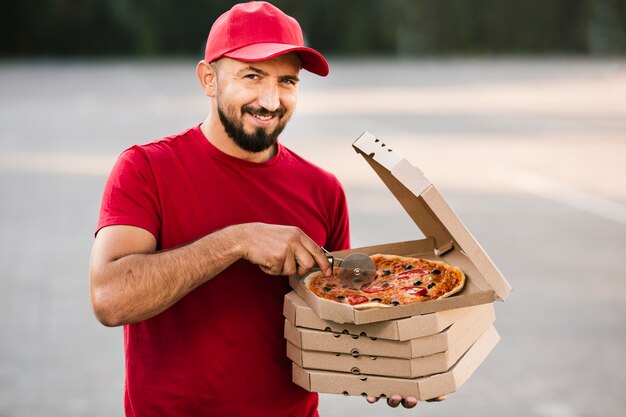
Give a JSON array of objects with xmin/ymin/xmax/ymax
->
[
  {"xmin": 119, "ymin": 125, "xmax": 203, "ymax": 165},
  {"xmin": 133, "ymin": 125, "xmax": 201, "ymax": 153},
  {"xmin": 280, "ymin": 145, "xmax": 341, "ymax": 186}
]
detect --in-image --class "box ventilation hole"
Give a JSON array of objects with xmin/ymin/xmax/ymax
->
[
  {"xmin": 342, "ymin": 391, "xmax": 350, "ymax": 396},
  {"xmin": 333, "ymin": 333, "xmax": 341, "ymax": 338},
  {"xmin": 369, "ymin": 356, "xmax": 378, "ymax": 361},
  {"xmin": 350, "ymin": 367, "xmax": 361, "ymax": 375},
  {"xmin": 359, "ymin": 376, "xmax": 368, "ymax": 382},
  {"xmin": 359, "ymin": 331, "xmax": 367, "ymax": 337},
  {"xmin": 360, "ymin": 393, "xmax": 368, "ymax": 397},
  {"xmin": 350, "ymin": 349, "xmax": 360, "ymax": 357},
  {"xmin": 369, "ymin": 337, "xmax": 378, "ymax": 341},
  {"xmin": 351, "ymin": 334, "xmax": 359, "ymax": 340},
  {"xmin": 324, "ymin": 327, "xmax": 332, "ymax": 332}
]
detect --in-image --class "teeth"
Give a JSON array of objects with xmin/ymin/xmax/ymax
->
[{"xmin": 252, "ymin": 113, "xmax": 272, "ymax": 121}]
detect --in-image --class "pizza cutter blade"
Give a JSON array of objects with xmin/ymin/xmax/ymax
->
[{"xmin": 333, "ymin": 253, "xmax": 377, "ymax": 290}]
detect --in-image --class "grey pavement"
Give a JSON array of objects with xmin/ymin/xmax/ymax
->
[{"xmin": 1, "ymin": 58, "xmax": 625, "ymax": 417}]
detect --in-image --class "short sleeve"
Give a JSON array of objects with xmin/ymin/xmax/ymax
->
[
  {"xmin": 96, "ymin": 146, "xmax": 161, "ymax": 239},
  {"xmin": 324, "ymin": 179, "xmax": 351, "ymax": 252}
]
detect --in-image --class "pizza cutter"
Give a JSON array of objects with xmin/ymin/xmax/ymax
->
[{"xmin": 321, "ymin": 248, "xmax": 377, "ymax": 290}]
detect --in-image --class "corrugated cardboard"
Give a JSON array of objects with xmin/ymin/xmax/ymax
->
[
  {"xmin": 285, "ymin": 302, "xmax": 495, "ymax": 358},
  {"xmin": 286, "ymin": 306, "xmax": 494, "ymax": 378},
  {"xmin": 283, "ymin": 291, "xmax": 483, "ymax": 341},
  {"xmin": 292, "ymin": 325, "xmax": 500, "ymax": 400},
  {"xmin": 289, "ymin": 132, "xmax": 511, "ymax": 324}
]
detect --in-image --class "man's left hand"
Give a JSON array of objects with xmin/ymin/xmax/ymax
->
[{"xmin": 366, "ymin": 394, "xmax": 446, "ymax": 408}]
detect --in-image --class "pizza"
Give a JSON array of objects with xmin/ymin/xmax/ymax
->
[{"xmin": 303, "ymin": 254, "xmax": 465, "ymax": 309}]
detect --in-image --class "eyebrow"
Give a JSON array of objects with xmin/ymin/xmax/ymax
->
[
  {"xmin": 236, "ymin": 66, "xmax": 269, "ymax": 77},
  {"xmin": 235, "ymin": 66, "xmax": 300, "ymax": 83}
]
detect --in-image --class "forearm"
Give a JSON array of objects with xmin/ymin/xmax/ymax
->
[{"xmin": 90, "ymin": 225, "xmax": 244, "ymax": 326}]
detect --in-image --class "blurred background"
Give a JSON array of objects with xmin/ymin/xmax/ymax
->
[
  {"xmin": 1, "ymin": 1, "xmax": 625, "ymax": 416},
  {"xmin": 3, "ymin": 0, "xmax": 626, "ymax": 57}
]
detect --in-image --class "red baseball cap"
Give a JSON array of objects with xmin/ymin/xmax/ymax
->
[{"xmin": 204, "ymin": 1, "xmax": 329, "ymax": 76}]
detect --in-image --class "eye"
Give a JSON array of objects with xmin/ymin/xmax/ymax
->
[
  {"xmin": 280, "ymin": 77, "xmax": 298, "ymax": 86},
  {"xmin": 244, "ymin": 74, "xmax": 260, "ymax": 80}
]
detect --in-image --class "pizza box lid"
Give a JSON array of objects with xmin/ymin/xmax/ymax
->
[
  {"xmin": 283, "ymin": 291, "xmax": 484, "ymax": 341},
  {"xmin": 284, "ymin": 300, "xmax": 495, "ymax": 358},
  {"xmin": 286, "ymin": 308, "xmax": 491, "ymax": 378},
  {"xmin": 289, "ymin": 132, "xmax": 511, "ymax": 324},
  {"xmin": 291, "ymin": 325, "xmax": 500, "ymax": 400}
]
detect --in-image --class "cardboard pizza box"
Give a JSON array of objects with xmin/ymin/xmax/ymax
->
[
  {"xmin": 292, "ymin": 325, "xmax": 500, "ymax": 400},
  {"xmin": 289, "ymin": 132, "xmax": 512, "ymax": 324},
  {"xmin": 284, "ymin": 302, "xmax": 495, "ymax": 358},
  {"xmin": 283, "ymin": 291, "xmax": 484, "ymax": 341},
  {"xmin": 286, "ymin": 307, "xmax": 494, "ymax": 378}
]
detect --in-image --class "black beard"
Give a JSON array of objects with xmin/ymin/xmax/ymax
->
[{"xmin": 218, "ymin": 105, "xmax": 287, "ymax": 153}]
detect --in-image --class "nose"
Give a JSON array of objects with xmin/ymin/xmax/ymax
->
[{"xmin": 257, "ymin": 81, "xmax": 280, "ymax": 112}]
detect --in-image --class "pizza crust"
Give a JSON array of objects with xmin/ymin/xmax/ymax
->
[
  {"xmin": 421, "ymin": 258, "xmax": 466, "ymax": 298},
  {"xmin": 353, "ymin": 301, "xmax": 392, "ymax": 310}
]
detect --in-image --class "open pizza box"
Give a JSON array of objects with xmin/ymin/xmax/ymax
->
[
  {"xmin": 289, "ymin": 132, "xmax": 512, "ymax": 324},
  {"xmin": 292, "ymin": 324, "xmax": 500, "ymax": 400},
  {"xmin": 285, "ymin": 300, "xmax": 495, "ymax": 358},
  {"xmin": 286, "ymin": 312, "xmax": 493, "ymax": 378}
]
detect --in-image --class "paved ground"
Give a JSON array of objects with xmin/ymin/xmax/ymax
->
[{"xmin": 1, "ymin": 58, "xmax": 625, "ymax": 417}]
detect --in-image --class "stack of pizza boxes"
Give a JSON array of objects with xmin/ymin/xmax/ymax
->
[{"xmin": 285, "ymin": 132, "xmax": 512, "ymax": 400}]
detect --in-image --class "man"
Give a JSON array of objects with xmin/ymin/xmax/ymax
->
[{"xmin": 90, "ymin": 2, "xmax": 428, "ymax": 415}]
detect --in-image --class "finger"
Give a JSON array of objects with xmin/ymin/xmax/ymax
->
[
  {"xmin": 426, "ymin": 395, "xmax": 447, "ymax": 402},
  {"xmin": 293, "ymin": 248, "xmax": 315, "ymax": 276},
  {"xmin": 280, "ymin": 250, "xmax": 298, "ymax": 276},
  {"xmin": 365, "ymin": 396, "xmax": 379, "ymax": 404},
  {"xmin": 402, "ymin": 396, "xmax": 419, "ymax": 408},
  {"xmin": 386, "ymin": 394, "xmax": 402, "ymax": 408},
  {"xmin": 260, "ymin": 262, "xmax": 281, "ymax": 276},
  {"xmin": 299, "ymin": 235, "xmax": 331, "ymax": 276}
]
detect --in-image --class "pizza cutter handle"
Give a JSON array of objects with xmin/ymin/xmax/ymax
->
[{"xmin": 320, "ymin": 247, "xmax": 342, "ymax": 270}]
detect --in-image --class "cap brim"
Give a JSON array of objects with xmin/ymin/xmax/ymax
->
[{"xmin": 224, "ymin": 43, "xmax": 329, "ymax": 77}]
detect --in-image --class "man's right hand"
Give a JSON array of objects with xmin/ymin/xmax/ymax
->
[
  {"xmin": 236, "ymin": 223, "xmax": 332, "ymax": 277},
  {"xmin": 89, "ymin": 222, "xmax": 330, "ymax": 327}
]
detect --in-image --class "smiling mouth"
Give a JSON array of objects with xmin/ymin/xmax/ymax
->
[
  {"xmin": 243, "ymin": 105, "xmax": 285, "ymax": 122},
  {"xmin": 250, "ymin": 112, "xmax": 274, "ymax": 121}
]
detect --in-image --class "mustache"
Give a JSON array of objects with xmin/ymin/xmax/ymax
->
[{"xmin": 242, "ymin": 105, "xmax": 286, "ymax": 118}]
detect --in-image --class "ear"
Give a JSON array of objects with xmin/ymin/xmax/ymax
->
[{"xmin": 196, "ymin": 60, "xmax": 217, "ymax": 97}]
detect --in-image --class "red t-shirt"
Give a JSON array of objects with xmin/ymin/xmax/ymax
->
[{"xmin": 97, "ymin": 125, "xmax": 350, "ymax": 417}]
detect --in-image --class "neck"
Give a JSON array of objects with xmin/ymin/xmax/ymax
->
[{"xmin": 200, "ymin": 115, "xmax": 277, "ymax": 163}]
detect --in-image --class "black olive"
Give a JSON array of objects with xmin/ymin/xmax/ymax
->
[
  {"xmin": 413, "ymin": 280, "xmax": 422, "ymax": 286},
  {"xmin": 337, "ymin": 295, "xmax": 346, "ymax": 300},
  {"xmin": 323, "ymin": 286, "xmax": 331, "ymax": 292},
  {"xmin": 382, "ymin": 282, "xmax": 389, "ymax": 287},
  {"xmin": 371, "ymin": 298, "xmax": 382, "ymax": 302},
  {"xmin": 428, "ymin": 283, "xmax": 436, "ymax": 289},
  {"xmin": 383, "ymin": 269, "xmax": 391, "ymax": 275},
  {"xmin": 389, "ymin": 301, "xmax": 400, "ymax": 306},
  {"xmin": 405, "ymin": 265, "xmax": 413, "ymax": 270},
  {"xmin": 431, "ymin": 269, "xmax": 441, "ymax": 275}
]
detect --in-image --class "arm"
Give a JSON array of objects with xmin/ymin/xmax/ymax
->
[{"xmin": 89, "ymin": 222, "xmax": 331, "ymax": 327}]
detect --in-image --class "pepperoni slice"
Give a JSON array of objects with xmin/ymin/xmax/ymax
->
[
  {"xmin": 346, "ymin": 294, "xmax": 369, "ymax": 305},
  {"xmin": 401, "ymin": 286, "xmax": 428, "ymax": 297}
]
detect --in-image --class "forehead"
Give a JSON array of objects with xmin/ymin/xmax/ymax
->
[{"xmin": 217, "ymin": 53, "xmax": 302, "ymax": 76}]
